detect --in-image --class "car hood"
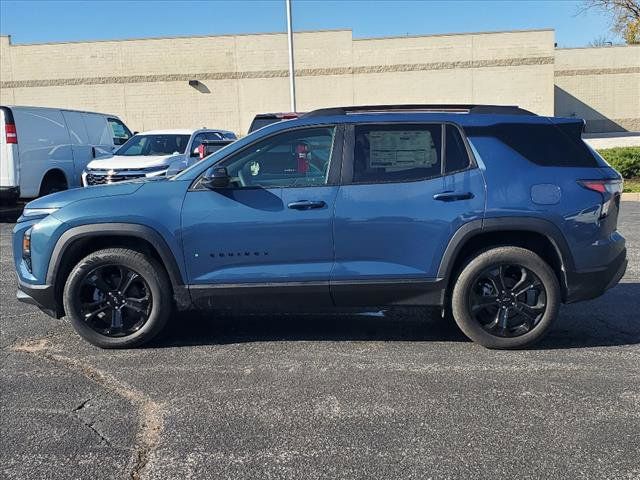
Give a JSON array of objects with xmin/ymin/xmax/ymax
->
[
  {"xmin": 87, "ymin": 154, "xmax": 184, "ymax": 170},
  {"xmin": 24, "ymin": 182, "xmax": 144, "ymax": 209}
]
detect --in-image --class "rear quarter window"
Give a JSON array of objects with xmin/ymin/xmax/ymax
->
[
  {"xmin": 465, "ymin": 122, "xmax": 598, "ymax": 167},
  {"xmin": 445, "ymin": 125, "xmax": 470, "ymax": 173}
]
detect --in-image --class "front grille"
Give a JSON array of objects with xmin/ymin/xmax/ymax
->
[{"xmin": 86, "ymin": 172, "xmax": 146, "ymax": 185}]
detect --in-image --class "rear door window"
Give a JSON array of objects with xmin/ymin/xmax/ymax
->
[{"xmin": 352, "ymin": 124, "xmax": 442, "ymax": 183}]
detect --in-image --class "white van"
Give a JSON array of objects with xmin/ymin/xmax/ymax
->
[{"xmin": 0, "ymin": 106, "xmax": 132, "ymax": 202}]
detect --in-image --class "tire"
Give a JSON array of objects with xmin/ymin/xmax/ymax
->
[
  {"xmin": 39, "ymin": 174, "xmax": 67, "ymax": 197},
  {"xmin": 451, "ymin": 246, "xmax": 560, "ymax": 349},
  {"xmin": 63, "ymin": 248, "xmax": 172, "ymax": 348}
]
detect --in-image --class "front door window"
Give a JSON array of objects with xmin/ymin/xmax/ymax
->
[{"xmin": 218, "ymin": 127, "xmax": 336, "ymax": 189}]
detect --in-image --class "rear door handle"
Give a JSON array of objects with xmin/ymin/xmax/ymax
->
[
  {"xmin": 287, "ymin": 200, "xmax": 326, "ymax": 210},
  {"xmin": 433, "ymin": 192, "xmax": 474, "ymax": 202}
]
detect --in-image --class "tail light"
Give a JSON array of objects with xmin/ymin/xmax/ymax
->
[
  {"xmin": 5, "ymin": 123, "xmax": 17, "ymax": 144},
  {"xmin": 578, "ymin": 179, "xmax": 623, "ymax": 219},
  {"xmin": 578, "ymin": 179, "xmax": 623, "ymax": 195}
]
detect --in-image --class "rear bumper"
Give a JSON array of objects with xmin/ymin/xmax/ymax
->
[
  {"xmin": 565, "ymin": 248, "xmax": 627, "ymax": 303},
  {"xmin": 16, "ymin": 280, "xmax": 62, "ymax": 318}
]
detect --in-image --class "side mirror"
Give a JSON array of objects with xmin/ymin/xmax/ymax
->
[{"xmin": 202, "ymin": 166, "xmax": 230, "ymax": 189}]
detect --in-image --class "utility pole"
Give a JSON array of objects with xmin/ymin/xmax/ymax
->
[{"xmin": 286, "ymin": 0, "xmax": 296, "ymax": 112}]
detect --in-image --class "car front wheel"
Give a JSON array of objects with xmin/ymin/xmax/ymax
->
[
  {"xmin": 451, "ymin": 246, "xmax": 560, "ymax": 349},
  {"xmin": 63, "ymin": 248, "xmax": 172, "ymax": 348}
]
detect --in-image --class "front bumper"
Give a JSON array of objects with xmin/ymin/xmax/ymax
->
[
  {"xmin": 564, "ymin": 248, "xmax": 627, "ymax": 303},
  {"xmin": 16, "ymin": 280, "xmax": 62, "ymax": 318}
]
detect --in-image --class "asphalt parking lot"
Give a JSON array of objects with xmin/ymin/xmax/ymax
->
[{"xmin": 1, "ymin": 204, "xmax": 639, "ymax": 480}]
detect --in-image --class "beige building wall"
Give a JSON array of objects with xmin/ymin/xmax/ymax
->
[
  {"xmin": 0, "ymin": 29, "xmax": 554, "ymax": 134},
  {"xmin": 1, "ymin": 29, "xmax": 634, "ymax": 135},
  {"xmin": 555, "ymin": 45, "xmax": 640, "ymax": 133}
]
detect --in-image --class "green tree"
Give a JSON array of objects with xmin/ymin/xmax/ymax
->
[{"xmin": 581, "ymin": 0, "xmax": 640, "ymax": 44}]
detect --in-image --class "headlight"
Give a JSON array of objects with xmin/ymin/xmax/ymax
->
[
  {"xmin": 21, "ymin": 207, "xmax": 59, "ymax": 218},
  {"xmin": 23, "ymin": 227, "xmax": 32, "ymax": 272},
  {"xmin": 145, "ymin": 168, "xmax": 169, "ymax": 177}
]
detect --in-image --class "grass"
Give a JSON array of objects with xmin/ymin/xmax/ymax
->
[
  {"xmin": 623, "ymin": 178, "xmax": 640, "ymax": 193},
  {"xmin": 596, "ymin": 146, "xmax": 640, "ymax": 193},
  {"xmin": 597, "ymin": 146, "xmax": 640, "ymax": 178}
]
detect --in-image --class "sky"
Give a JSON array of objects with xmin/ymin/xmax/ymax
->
[{"xmin": 0, "ymin": 0, "xmax": 617, "ymax": 48}]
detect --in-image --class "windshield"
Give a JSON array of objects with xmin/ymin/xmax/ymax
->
[{"xmin": 115, "ymin": 134, "xmax": 191, "ymax": 156}]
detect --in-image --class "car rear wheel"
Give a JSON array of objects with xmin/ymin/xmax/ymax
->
[
  {"xmin": 451, "ymin": 246, "xmax": 560, "ymax": 349},
  {"xmin": 63, "ymin": 248, "xmax": 172, "ymax": 348}
]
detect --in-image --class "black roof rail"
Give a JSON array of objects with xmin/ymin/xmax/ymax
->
[{"xmin": 303, "ymin": 104, "xmax": 536, "ymax": 117}]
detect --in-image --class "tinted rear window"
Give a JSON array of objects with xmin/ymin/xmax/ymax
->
[
  {"xmin": 248, "ymin": 117, "xmax": 280, "ymax": 133},
  {"xmin": 465, "ymin": 122, "xmax": 598, "ymax": 167}
]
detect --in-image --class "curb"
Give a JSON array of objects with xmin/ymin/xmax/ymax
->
[{"xmin": 622, "ymin": 192, "xmax": 640, "ymax": 201}]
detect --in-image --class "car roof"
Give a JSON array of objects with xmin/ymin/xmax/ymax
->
[
  {"xmin": 138, "ymin": 129, "xmax": 197, "ymax": 135},
  {"xmin": 137, "ymin": 128, "xmax": 234, "ymax": 136},
  {"xmin": 2, "ymin": 104, "xmax": 120, "ymax": 118},
  {"xmin": 254, "ymin": 111, "xmax": 561, "ymax": 137}
]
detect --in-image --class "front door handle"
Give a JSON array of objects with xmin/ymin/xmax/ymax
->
[
  {"xmin": 287, "ymin": 200, "xmax": 326, "ymax": 210},
  {"xmin": 433, "ymin": 191, "xmax": 474, "ymax": 202}
]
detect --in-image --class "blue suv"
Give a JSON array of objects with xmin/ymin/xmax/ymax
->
[{"xmin": 13, "ymin": 105, "xmax": 627, "ymax": 349}]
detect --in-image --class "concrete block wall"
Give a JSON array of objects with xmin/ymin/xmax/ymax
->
[
  {"xmin": 555, "ymin": 45, "xmax": 640, "ymax": 133},
  {"xmin": 0, "ymin": 30, "xmax": 635, "ymax": 135}
]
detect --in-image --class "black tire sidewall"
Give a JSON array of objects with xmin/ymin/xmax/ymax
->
[
  {"xmin": 40, "ymin": 177, "xmax": 67, "ymax": 197},
  {"xmin": 63, "ymin": 248, "xmax": 172, "ymax": 348},
  {"xmin": 451, "ymin": 247, "xmax": 560, "ymax": 349}
]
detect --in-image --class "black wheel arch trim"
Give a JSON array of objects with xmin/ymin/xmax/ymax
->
[
  {"xmin": 437, "ymin": 216, "xmax": 575, "ymax": 293},
  {"xmin": 46, "ymin": 222, "xmax": 186, "ymax": 291}
]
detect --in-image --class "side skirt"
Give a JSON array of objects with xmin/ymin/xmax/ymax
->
[{"xmin": 188, "ymin": 279, "xmax": 446, "ymax": 310}]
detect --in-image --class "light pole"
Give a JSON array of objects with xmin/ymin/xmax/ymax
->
[{"xmin": 286, "ymin": 0, "xmax": 296, "ymax": 112}]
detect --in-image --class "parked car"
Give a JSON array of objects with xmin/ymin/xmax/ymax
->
[
  {"xmin": 82, "ymin": 128, "xmax": 236, "ymax": 186},
  {"xmin": 13, "ymin": 104, "xmax": 626, "ymax": 350},
  {"xmin": 0, "ymin": 105, "xmax": 132, "ymax": 202},
  {"xmin": 165, "ymin": 138, "xmax": 236, "ymax": 178},
  {"xmin": 248, "ymin": 112, "xmax": 302, "ymax": 133}
]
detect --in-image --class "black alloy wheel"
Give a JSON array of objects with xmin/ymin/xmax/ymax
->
[
  {"xmin": 469, "ymin": 264, "xmax": 547, "ymax": 338},
  {"xmin": 450, "ymin": 246, "xmax": 560, "ymax": 349},
  {"xmin": 78, "ymin": 264, "xmax": 152, "ymax": 337}
]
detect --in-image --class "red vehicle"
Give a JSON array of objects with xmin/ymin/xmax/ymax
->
[{"xmin": 247, "ymin": 112, "xmax": 303, "ymax": 133}]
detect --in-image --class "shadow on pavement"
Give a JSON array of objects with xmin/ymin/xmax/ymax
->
[
  {"xmin": 534, "ymin": 281, "xmax": 640, "ymax": 350},
  {"xmin": 150, "ymin": 282, "xmax": 639, "ymax": 349},
  {"xmin": 152, "ymin": 307, "xmax": 470, "ymax": 348},
  {"xmin": 0, "ymin": 202, "xmax": 24, "ymax": 223}
]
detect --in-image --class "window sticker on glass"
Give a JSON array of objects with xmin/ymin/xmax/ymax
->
[{"xmin": 369, "ymin": 131, "xmax": 437, "ymax": 170}]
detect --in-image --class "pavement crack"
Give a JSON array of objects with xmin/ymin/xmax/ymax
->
[
  {"xmin": 73, "ymin": 398, "xmax": 91, "ymax": 411},
  {"xmin": 11, "ymin": 338, "xmax": 164, "ymax": 480}
]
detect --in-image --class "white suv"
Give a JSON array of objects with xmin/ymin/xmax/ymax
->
[{"xmin": 82, "ymin": 128, "xmax": 236, "ymax": 186}]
